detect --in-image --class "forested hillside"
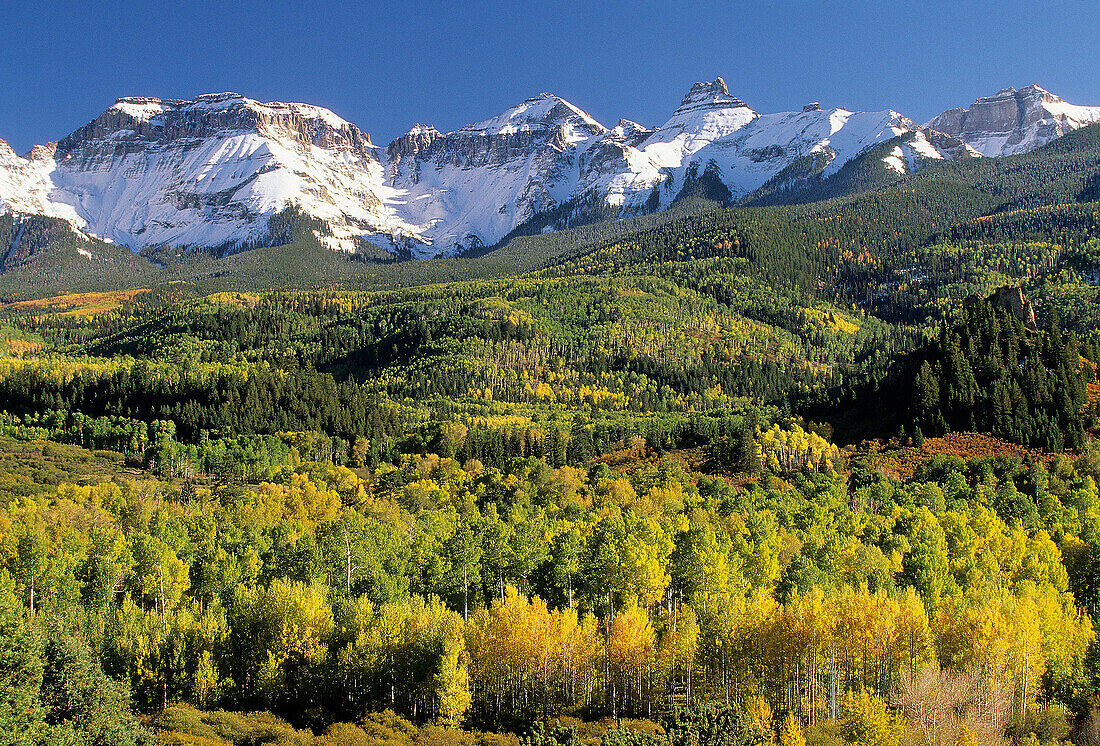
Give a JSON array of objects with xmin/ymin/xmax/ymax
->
[{"xmin": 1, "ymin": 126, "xmax": 1100, "ymax": 746}]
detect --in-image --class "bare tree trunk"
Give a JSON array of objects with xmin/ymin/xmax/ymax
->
[
  {"xmin": 829, "ymin": 649, "xmax": 837, "ymax": 720},
  {"xmin": 159, "ymin": 566, "xmax": 166, "ymax": 624},
  {"xmin": 344, "ymin": 530, "xmax": 353, "ymax": 597}
]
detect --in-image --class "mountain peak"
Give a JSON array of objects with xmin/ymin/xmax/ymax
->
[
  {"xmin": 192, "ymin": 91, "xmax": 247, "ymax": 103},
  {"xmin": 24, "ymin": 143, "xmax": 56, "ymax": 161},
  {"xmin": 972, "ymin": 84, "xmax": 1060, "ymax": 108},
  {"xmin": 684, "ymin": 77, "xmax": 729, "ymax": 99},
  {"xmin": 674, "ymin": 77, "xmax": 749, "ymax": 114},
  {"xmin": 402, "ymin": 123, "xmax": 441, "ymax": 137},
  {"xmin": 982, "ymin": 87, "xmax": 1018, "ymax": 101},
  {"xmin": 928, "ymin": 84, "xmax": 1100, "ymax": 157},
  {"xmin": 105, "ymin": 93, "xmax": 359, "ymax": 133},
  {"xmin": 460, "ymin": 93, "xmax": 606, "ymax": 137},
  {"xmin": 110, "ymin": 96, "xmax": 173, "ymax": 122},
  {"xmin": 387, "ymin": 124, "xmax": 443, "ymax": 160},
  {"xmin": 1018, "ymin": 84, "xmax": 1058, "ymax": 103}
]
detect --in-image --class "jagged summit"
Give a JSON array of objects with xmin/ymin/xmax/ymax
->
[
  {"xmin": 459, "ymin": 92, "xmax": 606, "ymax": 138},
  {"xmin": 927, "ymin": 84, "xmax": 1100, "ymax": 156},
  {"xmin": 975, "ymin": 84, "xmax": 1054, "ymax": 105},
  {"xmin": 24, "ymin": 143, "xmax": 55, "ymax": 161},
  {"xmin": 386, "ymin": 124, "xmax": 443, "ymax": 160},
  {"xmin": 402, "ymin": 123, "xmax": 441, "ymax": 135},
  {"xmin": 608, "ymin": 119, "xmax": 653, "ymax": 146},
  {"xmin": 640, "ymin": 78, "xmax": 760, "ymax": 172},
  {"xmin": 673, "ymin": 78, "xmax": 750, "ymax": 114},
  {"xmin": 2, "ymin": 79, "xmax": 1098, "ymax": 261}
]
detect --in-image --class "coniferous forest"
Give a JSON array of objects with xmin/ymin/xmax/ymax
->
[{"xmin": 2, "ymin": 123, "xmax": 1100, "ymax": 746}]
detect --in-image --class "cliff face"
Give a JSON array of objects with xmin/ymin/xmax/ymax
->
[
  {"xmin": 927, "ymin": 85, "xmax": 1100, "ymax": 157},
  {"xmin": 11, "ymin": 79, "xmax": 1097, "ymax": 259},
  {"xmin": 990, "ymin": 286, "xmax": 1038, "ymax": 330},
  {"xmin": 56, "ymin": 94, "xmax": 379, "ymax": 163},
  {"xmin": 21, "ymin": 93, "xmax": 419, "ymax": 254}
]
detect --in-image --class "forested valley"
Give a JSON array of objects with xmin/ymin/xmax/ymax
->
[{"xmin": 2, "ymin": 124, "xmax": 1100, "ymax": 746}]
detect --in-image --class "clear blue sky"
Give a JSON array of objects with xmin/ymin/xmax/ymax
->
[{"xmin": 3, "ymin": 0, "xmax": 1099, "ymax": 154}]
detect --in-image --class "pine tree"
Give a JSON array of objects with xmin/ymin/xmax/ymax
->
[{"xmin": 0, "ymin": 572, "xmax": 44, "ymax": 746}]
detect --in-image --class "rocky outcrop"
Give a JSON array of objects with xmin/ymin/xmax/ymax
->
[
  {"xmin": 385, "ymin": 125, "xmax": 443, "ymax": 186},
  {"xmin": 921, "ymin": 129, "xmax": 981, "ymax": 161},
  {"xmin": 607, "ymin": 119, "xmax": 654, "ymax": 147},
  {"xmin": 989, "ymin": 286, "xmax": 1038, "ymax": 330},
  {"xmin": 56, "ymin": 93, "xmax": 378, "ymax": 160},
  {"xmin": 10, "ymin": 78, "xmax": 1076, "ymax": 259},
  {"xmin": 927, "ymin": 85, "xmax": 1100, "ymax": 157},
  {"xmin": 386, "ymin": 124, "xmax": 442, "ymax": 161},
  {"xmin": 673, "ymin": 77, "xmax": 750, "ymax": 115}
]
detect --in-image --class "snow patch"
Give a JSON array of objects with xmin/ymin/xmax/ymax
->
[
  {"xmin": 8, "ymin": 82, "xmax": 1055, "ymax": 260},
  {"xmin": 883, "ymin": 146, "xmax": 907, "ymax": 174}
]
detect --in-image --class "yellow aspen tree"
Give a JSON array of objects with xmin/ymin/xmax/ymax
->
[
  {"xmin": 779, "ymin": 714, "xmax": 807, "ymax": 746},
  {"xmin": 892, "ymin": 587, "xmax": 934, "ymax": 683},
  {"xmin": 839, "ymin": 688, "xmax": 906, "ymax": 746},
  {"xmin": 607, "ymin": 604, "xmax": 657, "ymax": 716},
  {"xmin": 744, "ymin": 694, "xmax": 775, "ymax": 744}
]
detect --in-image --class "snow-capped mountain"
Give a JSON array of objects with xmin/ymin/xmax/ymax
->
[
  {"xmin": 635, "ymin": 81, "xmax": 925, "ymax": 193},
  {"xmin": 927, "ymin": 85, "xmax": 1100, "ymax": 157},
  {"xmin": 1, "ymin": 79, "xmax": 1096, "ymax": 260},
  {"xmin": 0, "ymin": 139, "xmax": 70, "ymax": 220},
  {"xmin": 385, "ymin": 93, "xmax": 616, "ymax": 251},
  {"xmin": 1, "ymin": 93, "xmax": 426, "ymax": 254},
  {"xmin": 383, "ymin": 78, "xmax": 935, "ymax": 252}
]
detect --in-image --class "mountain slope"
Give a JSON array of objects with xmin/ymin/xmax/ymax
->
[
  {"xmin": 3, "ymin": 93, "xmax": 427, "ymax": 255},
  {"xmin": 0, "ymin": 80, "xmax": 955, "ymax": 259},
  {"xmin": 743, "ymin": 128, "xmax": 979, "ymax": 206},
  {"xmin": 3, "ymin": 80, "xmax": 1100, "ymax": 265},
  {"xmin": 382, "ymin": 78, "xmax": 935, "ymax": 251},
  {"xmin": 928, "ymin": 84, "xmax": 1100, "ymax": 157}
]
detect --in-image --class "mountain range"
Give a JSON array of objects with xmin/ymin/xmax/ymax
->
[{"xmin": 1, "ymin": 79, "xmax": 1099, "ymax": 260}]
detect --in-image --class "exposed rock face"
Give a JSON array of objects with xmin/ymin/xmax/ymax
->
[
  {"xmin": 608, "ymin": 119, "xmax": 654, "ymax": 148},
  {"xmin": 673, "ymin": 77, "xmax": 751, "ymax": 114},
  {"xmin": 921, "ymin": 129, "xmax": 982, "ymax": 161},
  {"xmin": 385, "ymin": 124, "xmax": 443, "ymax": 186},
  {"xmin": 25, "ymin": 143, "xmax": 56, "ymax": 161},
  {"xmin": 58, "ymin": 93, "xmax": 378, "ymax": 159},
  {"xmin": 990, "ymin": 286, "xmax": 1038, "ymax": 330},
  {"xmin": 927, "ymin": 85, "xmax": 1100, "ymax": 157},
  {"xmin": 5, "ymin": 79, "xmax": 1048, "ymax": 259},
  {"xmin": 10, "ymin": 93, "xmax": 417, "ymax": 253},
  {"xmin": 385, "ymin": 124, "xmax": 442, "ymax": 161},
  {"xmin": 803, "ymin": 103, "xmax": 822, "ymax": 112}
]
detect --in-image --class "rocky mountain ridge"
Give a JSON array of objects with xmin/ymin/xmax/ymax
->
[
  {"xmin": 926, "ymin": 84, "xmax": 1100, "ymax": 157},
  {"xmin": 1, "ymin": 80, "xmax": 1097, "ymax": 259}
]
